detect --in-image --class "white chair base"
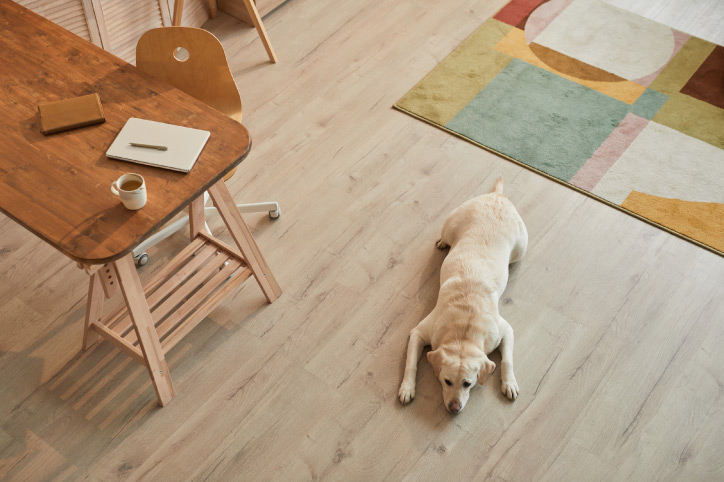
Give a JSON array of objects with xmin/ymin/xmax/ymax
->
[{"xmin": 133, "ymin": 201, "xmax": 280, "ymax": 266}]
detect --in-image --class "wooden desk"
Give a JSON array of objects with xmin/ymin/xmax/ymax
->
[{"xmin": 0, "ymin": 0, "xmax": 281, "ymax": 406}]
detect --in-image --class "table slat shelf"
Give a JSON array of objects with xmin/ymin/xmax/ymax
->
[{"xmin": 89, "ymin": 233, "xmax": 252, "ymax": 360}]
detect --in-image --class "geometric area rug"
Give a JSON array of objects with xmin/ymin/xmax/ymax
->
[{"xmin": 394, "ymin": 0, "xmax": 724, "ymax": 256}]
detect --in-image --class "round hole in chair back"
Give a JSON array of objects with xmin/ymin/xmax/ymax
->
[{"xmin": 173, "ymin": 47, "xmax": 190, "ymax": 62}]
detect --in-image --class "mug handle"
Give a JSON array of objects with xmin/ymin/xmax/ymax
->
[{"xmin": 110, "ymin": 181, "xmax": 120, "ymax": 197}]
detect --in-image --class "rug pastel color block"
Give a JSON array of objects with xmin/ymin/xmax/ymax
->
[
  {"xmin": 446, "ymin": 59, "xmax": 630, "ymax": 181},
  {"xmin": 630, "ymin": 89, "xmax": 669, "ymax": 120},
  {"xmin": 395, "ymin": 0, "xmax": 724, "ymax": 256}
]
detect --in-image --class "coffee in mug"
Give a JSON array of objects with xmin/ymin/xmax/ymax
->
[
  {"xmin": 121, "ymin": 180, "xmax": 143, "ymax": 191},
  {"xmin": 111, "ymin": 173, "xmax": 147, "ymax": 210}
]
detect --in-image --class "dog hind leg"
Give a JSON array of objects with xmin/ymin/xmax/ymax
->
[
  {"xmin": 509, "ymin": 222, "xmax": 528, "ymax": 264},
  {"xmin": 436, "ymin": 209, "xmax": 460, "ymax": 250}
]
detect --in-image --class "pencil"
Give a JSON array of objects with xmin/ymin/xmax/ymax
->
[{"xmin": 129, "ymin": 142, "xmax": 168, "ymax": 151}]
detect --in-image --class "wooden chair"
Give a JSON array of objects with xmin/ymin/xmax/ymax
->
[{"xmin": 133, "ymin": 26, "xmax": 280, "ymax": 265}]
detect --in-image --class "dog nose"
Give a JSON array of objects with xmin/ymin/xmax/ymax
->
[{"xmin": 448, "ymin": 400, "xmax": 461, "ymax": 413}]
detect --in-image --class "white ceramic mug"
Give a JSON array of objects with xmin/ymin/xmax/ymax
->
[{"xmin": 110, "ymin": 173, "xmax": 147, "ymax": 210}]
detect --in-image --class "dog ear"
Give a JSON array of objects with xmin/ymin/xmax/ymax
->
[
  {"xmin": 427, "ymin": 349, "xmax": 443, "ymax": 379},
  {"xmin": 477, "ymin": 357, "xmax": 496, "ymax": 385}
]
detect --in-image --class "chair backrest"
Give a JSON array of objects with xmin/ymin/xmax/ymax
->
[{"xmin": 136, "ymin": 27, "xmax": 242, "ymax": 122}]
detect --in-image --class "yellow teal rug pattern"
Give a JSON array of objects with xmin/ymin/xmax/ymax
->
[{"xmin": 395, "ymin": 0, "xmax": 724, "ymax": 255}]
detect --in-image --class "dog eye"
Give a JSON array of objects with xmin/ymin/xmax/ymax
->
[
  {"xmin": 463, "ymin": 381, "xmax": 471, "ymax": 388},
  {"xmin": 444, "ymin": 379, "xmax": 452, "ymax": 386}
]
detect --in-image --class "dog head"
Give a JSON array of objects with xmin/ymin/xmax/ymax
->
[{"xmin": 427, "ymin": 346, "xmax": 496, "ymax": 413}]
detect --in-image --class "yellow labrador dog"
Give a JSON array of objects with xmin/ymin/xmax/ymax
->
[{"xmin": 399, "ymin": 177, "xmax": 527, "ymax": 413}]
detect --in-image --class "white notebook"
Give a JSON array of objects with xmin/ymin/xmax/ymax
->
[{"xmin": 106, "ymin": 118, "xmax": 210, "ymax": 172}]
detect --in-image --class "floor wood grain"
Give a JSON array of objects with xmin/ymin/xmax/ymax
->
[{"xmin": 1, "ymin": 0, "xmax": 723, "ymax": 480}]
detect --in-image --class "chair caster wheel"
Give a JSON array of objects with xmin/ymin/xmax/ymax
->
[
  {"xmin": 269, "ymin": 207, "xmax": 281, "ymax": 219},
  {"xmin": 135, "ymin": 253, "xmax": 149, "ymax": 266}
]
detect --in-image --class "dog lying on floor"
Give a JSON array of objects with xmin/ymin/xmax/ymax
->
[{"xmin": 399, "ymin": 177, "xmax": 528, "ymax": 413}]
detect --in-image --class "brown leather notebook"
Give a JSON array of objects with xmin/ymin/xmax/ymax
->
[{"xmin": 38, "ymin": 93, "xmax": 105, "ymax": 135}]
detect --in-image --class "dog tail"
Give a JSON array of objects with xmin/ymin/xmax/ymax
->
[{"xmin": 493, "ymin": 176, "xmax": 504, "ymax": 194}]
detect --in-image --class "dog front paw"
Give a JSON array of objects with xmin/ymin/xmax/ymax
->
[
  {"xmin": 399, "ymin": 382, "xmax": 416, "ymax": 404},
  {"xmin": 435, "ymin": 239, "xmax": 449, "ymax": 250},
  {"xmin": 501, "ymin": 376, "xmax": 519, "ymax": 401}
]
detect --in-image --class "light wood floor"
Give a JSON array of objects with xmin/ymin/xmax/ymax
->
[{"xmin": 2, "ymin": 0, "xmax": 723, "ymax": 480}]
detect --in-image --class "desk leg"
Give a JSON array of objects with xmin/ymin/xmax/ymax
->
[
  {"xmin": 189, "ymin": 195, "xmax": 206, "ymax": 239},
  {"xmin": 99, "ymin": 263, "xmax": 119, "ymax": 299},
  {"xmin": 208, "ymin": 181, "xmax": 282, "ymax": 303},
  {"xmin": 113, "ymin": 254, "xmax": 176, "ymax": 406},
  {"xmin": 241, "ymin": 0, "xmax": 277, "ymax": 63},
  {"xmin": 172, "ymin": 0, "xmax": 184, "ymax": 26},
  {"xmin": 83, "ymin": 273, "xmax": 103, "ymax": 349}
]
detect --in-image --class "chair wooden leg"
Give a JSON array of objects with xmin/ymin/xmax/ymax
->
[
  {"xmin": 208, "ymin": 181, "xmax": 282, "ymax": 302},
  {"xmin": 113, "ymin": 254, "xmax": 176, "ymax": 406},
  {"xmin": 208, "ymin": 0, "xmax": 217, "ymax": 18},
  {"xmin": 83, "ymin": 273, "xmax": 103, "ymax": 349},
  {"xmin": 241, "ymin": 0, "xmax": 277, "ymax": 63}
]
